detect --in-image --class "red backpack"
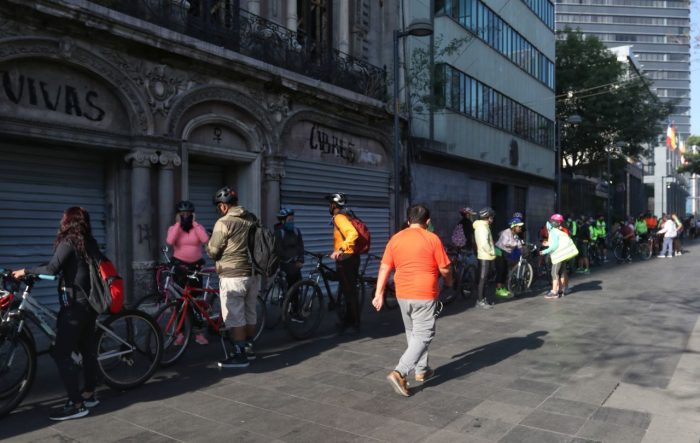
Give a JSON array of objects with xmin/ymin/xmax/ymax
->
[
  {"xmin": 335, "ymin": 211, "xmax": 371, "ymax": 255},
  {"xmin": 84, "ymin": 255, "xmax": 124, "ymax": 314}
]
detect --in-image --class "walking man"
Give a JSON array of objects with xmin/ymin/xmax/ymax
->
[
  {"xmin": 373, "ymin": 204, "xmax": 452, "ymax": 397},
  {"xmin": 207, "ymin": 186, "xmax": 259, "ymax": 368}
]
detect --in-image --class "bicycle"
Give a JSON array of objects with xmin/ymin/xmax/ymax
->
[
  {"xmin": 260, "ymin": 267, "xmax": 288, "ymax": 330},
  {"xmin": 357, "ymin": 254, "xmax": 397, "ymax": 310},
  {"xmin": 149, "ymin": 266, "xmax": 266, "ymax": 367},
  {"xmin": 443, "ymin": 247, "xmax": 478, "ymax": 305},
  {"xmin": 0, "ymin": 269, "xmax": 163, "ymax": 418},
  {"xmin": 613, "ymin": 235, "xmax": 652, "ymax": 262},
  {"xmin": 506, "ymin": 244, "xmax": 536, "ymax": 296}
]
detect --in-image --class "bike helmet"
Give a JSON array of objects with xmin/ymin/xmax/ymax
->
[
  {"xmin": 213, "ymin": 186, "xmax": 238, "ymax": 205},
  {"xmin": 277, "ymin": 208, "xmax": 295, "ymax": 218},
  {"xmin": 459, "ymin": 207, "xmax": 475, "ymax": 216},
  {"xmin": 509, "ymin": 217, "xmax": 524, "ymax": 228},
  {"xmin": 512, "ymin": 212, "xmax": 524, "ymax": 219},
  {"xmin": 478, "ymin": 207, "xmax": 495, "ymax": 219},
  {"xmin": 550, "ymin": 213, "xmax": 565, "ymax": 224},
  {"xmin": 175, "ymin": 200, "xmax": 195, "ymax": 213},
  {"xmin": 325, "ymin": 193, "xmax": 347, "ymax": 207}
]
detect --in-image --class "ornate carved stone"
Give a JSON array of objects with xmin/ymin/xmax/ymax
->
[
  {"xmin": 100, "ymin": 49, "xmax": 199, "ymax": 118},
  {"xmin": 59, "ymin": 37, "xmax": 74, "ymax": 59},
  {"xmin": 158, "ymin": 151, "xmax": 182, "ymax": 169},
  {"xmin": 0, "ymin": 17, "xmax": 23, "ymax": 38},
  {"xmin": 264, "ymin": 156, "xmax": 286, "ymax": 181},
  {"xmin": 125, "ymin": 149, "xmax": 159, "ymax": 168}
]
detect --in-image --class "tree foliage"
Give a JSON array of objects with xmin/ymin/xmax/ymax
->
[
  {"xmin": 678, "ymin": 135, "xmax": 700, "ymax": 174},
  {"xmin": 557, "ymin": 30, "xmax": 675, "ymax": 175}
]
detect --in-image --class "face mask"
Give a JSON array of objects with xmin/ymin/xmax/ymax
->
[
  {"xmin": 283, "ymin": 221, "xmax": 295, "ymax": 232},
  {"xmin": 180, "ymin": 214, "xmax": 194, "ymax": 232}
]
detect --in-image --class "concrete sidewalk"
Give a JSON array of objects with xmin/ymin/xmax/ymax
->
[{"xmin": 2, "ymin": 241, "xmax": 700, "ymax": 442}]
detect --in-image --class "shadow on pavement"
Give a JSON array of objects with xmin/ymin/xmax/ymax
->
[{"xmin": 421, "ymin": 331, "xmax": 548, "ymax": 389}]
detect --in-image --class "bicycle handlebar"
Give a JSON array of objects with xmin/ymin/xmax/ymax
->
[{"xmin": 0, "ymin": 268, "xmax": 56, "ymax": 282}]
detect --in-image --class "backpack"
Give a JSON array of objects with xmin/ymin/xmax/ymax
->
[
  {"xmin": 85, "ymin": 255, "xmax": 124, "ymax": 314},
  {"xmin": 451, "ymin": 224, "xmax": 467, "ymax": 247},
  {"xmin": 335, "ymin": 211, "xmax": 370, "ymax": 254},
  {"xmin": 246, "ymin": 220, "xmax": 280, "ymax": 277}
]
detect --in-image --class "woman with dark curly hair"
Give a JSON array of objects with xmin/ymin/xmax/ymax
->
[{"xmin": 13, "ymin": 207, "xmax": 101, "ymax": 421}]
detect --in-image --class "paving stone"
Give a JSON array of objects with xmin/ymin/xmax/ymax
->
[
  {"xmin": 365, "ymin": 418, "xmax": 436, "ymax": 443},
  {"xmin": 590, "ymin": 406, "xmax": 651, "ymax": 430},
  {"xmin": 520, "ymin": 410, "xmax": 587, "ymax": 435},
  {"xmin": 467, "ymin": 399, "xmax": 534, "ymax": 424},
  {"xmin": 418, "ymin": 428, "xmax": 491, "ymax": 443},
  {"xmin": 507, "ymin": 378, "xmax": 561, "ymax": 396},
  {"xmin": 538, "ymin": 397, "xmax": 599, "ymax": 419},
  {"xmin": 487, "ymin": 388, "xmax": 550, "ymax": 408},
  {"xmin": 445, "ymin": 415, "xmax": 515, "ymax": 441},
  {"xmin": 576, "ymin": 420, "xmax": 646, "ymax": 443},
  {"xmin": 498, "ymin": 425, "xmax": 572, "ymax": 443}
]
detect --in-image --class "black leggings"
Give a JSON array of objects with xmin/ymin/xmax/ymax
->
[
  {"xmin": 53, "ymin": 301, "xmax": 98, "ymax": 404},
  {"xmin": 477, "ymin": 259, "xmax": 494, "ymax": 304},
  {"xmin": 337, "ymin": 254, "xmax": 360, "ymax": 327}
]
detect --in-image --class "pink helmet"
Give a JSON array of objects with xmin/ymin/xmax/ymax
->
[{"xmin": 550, "ymin": 213, "xmax": 565, "ymax": 224}]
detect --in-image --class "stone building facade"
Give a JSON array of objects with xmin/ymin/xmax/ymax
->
[{"xmin": 0, "ymin": 0, "xmax": 395, "ymax": 305}]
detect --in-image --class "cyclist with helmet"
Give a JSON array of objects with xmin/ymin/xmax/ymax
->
[
  {"xmin": 451, "ymin": 207, "xmax": 476, "ymax": 252},
  {"xmin": 495, "ymin": 217, "xmax": 525, "ymax": 297},
  {"xmin": 326, "ymin": 193, "xmax": 361, "ymax": 333},
  {"xmin": 575, "ymin": 216, "xmax": 591, "ymax": 274},
  {"xmin": 594, "ymin": 215, "xmax": 608, "ymax": 262},
  {"xmin": 540, "ymin": 214, "xmax": 579, "ymax": 299},
  {"xmin": 207, "ymin": 187, "xmax": 259, "ymax": 368},
  {"xmin": 474, "ymin": 207, "xmax": 496, "ymax": 309},
  {"xmin": 166, "ymin": 200, "xmax": 210, "ymax": 345},
  {"xmin": 274, "ymin": 208, "xmax": 305, "ymax": 288}
]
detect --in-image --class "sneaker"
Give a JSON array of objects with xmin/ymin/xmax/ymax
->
[
  {"xmin": 495, "ymin": 288, "xmax": 511, "ymax": 298},
  {"xmin": 657, "ymin": 255, "xmax": 666, "ymax": 258},
  {"xmin": 194, "ymin": 333, "xmax": 209, "ymax": 346},
  {"xmin": 218, "ymin": 353, "xmax": 250, "ymax": 368},
  {"xmin": 386, "ymin": 370, "xmax": 410, "ymax": 397},
  {"xmin": 174, "ymin": 333, "xmax": 186, "ymax": 346},
  {"xmin": 477, "ymin": 300, "xmax": 493, "ymax": 309},
  {"xmin": 415, "ymin": 368, "xmax": 435, "ymax": 382},
  {"xmin": 562, "ymin": 288, "xmax": 573, "ymax": 296},
  {"xmin": 582, "ymin": 268, "xmax": 590, "ymax": 274},
  {"xmin": 81, "ymin": 392, "xmax": 99, "ymax": 408},
  {"xmin": 244, "ymin": 342, "xmax": 256, "ymax": 361},
  {"xmin": 544, "ymin": 292, "xmax": 559, "ymax": 300},
  {"xmin": 49, "ymin": 401, "xmax": 89, "ymax": 421}
]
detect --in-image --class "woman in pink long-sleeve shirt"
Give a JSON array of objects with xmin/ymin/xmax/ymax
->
[{"xmin": 166, "ymin": 200, "xmax": 210, "ymax": 344}]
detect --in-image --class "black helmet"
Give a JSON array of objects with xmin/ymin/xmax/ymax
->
[
  {"xmin": 277, "ymin": 208, "xmax": 294, "ymax": 218},
  {"xmin": 325, "ymin": 193, "xmax": 347, "ymax": 207},
  {"xmin": 175, "ymin": 200, "xmax": 195, "ymax": 213},
  {"xmin": 213, "ymin": 186, "xmax": 238, "ymax": 205},
  {"xmin": 478, "ymin": 207, "xmax": 495, "ymax": 219}
]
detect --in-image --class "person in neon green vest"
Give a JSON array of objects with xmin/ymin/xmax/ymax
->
[
  {"xmin": 540, "ymin": 214, "xmax": 579, "ymax": 299},
  {"xmin": 595, "ymin": 215, "xmax": 608, "ymax": 263}
]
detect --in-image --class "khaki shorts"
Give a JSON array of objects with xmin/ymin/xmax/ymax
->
[{"xmin": 219, "ymin": 276, "xmax": 260, "ymax": 328}]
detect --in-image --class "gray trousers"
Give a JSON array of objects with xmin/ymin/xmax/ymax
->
[{"xmin": 395, "ymin": 298, "xmax": 437, "ymax": 376}]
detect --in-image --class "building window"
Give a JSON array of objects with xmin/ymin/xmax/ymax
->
[
  {"xmin": 436, "ymin": 0, "xmax": 554, "ymax": 89},
  {"xmin": 438, "ymin": 64, "xmax": 555, "ymax": 149}
]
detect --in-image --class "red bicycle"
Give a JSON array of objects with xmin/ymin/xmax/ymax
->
[{"xmin": 140, "ymin": 249, "xmax": 265, "ymax": 366}]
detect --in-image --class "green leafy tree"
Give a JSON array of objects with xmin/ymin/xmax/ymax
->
[
  {"xmin": 678, "ymin": 135, "xmax": 700, "ymax": 174},
  {"xmin": 557, "ymin": 30, "xmax": 675, "ymax": 175}
]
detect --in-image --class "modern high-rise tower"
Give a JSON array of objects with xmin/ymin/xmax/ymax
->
[{"xmin": 556, "ymin": 0, "xmax": 691, "ymax": 140}]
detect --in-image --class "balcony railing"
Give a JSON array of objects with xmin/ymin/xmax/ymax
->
[{"xmin": 91, "ymin": 0, "xmax": 387, "ymax": 101}]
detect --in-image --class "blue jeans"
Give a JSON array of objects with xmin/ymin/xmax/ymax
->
[{"xmin": 660, "ymin": 237, "xmax": 674, "ymax": 257}]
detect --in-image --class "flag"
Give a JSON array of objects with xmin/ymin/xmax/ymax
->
[
  {"xmin": 666, "ymin": 121, "xmax": 677, "ymax": 150},
  {"xmin": 679, "ymin": 140, "xmax": 686, "ymax": 154}
]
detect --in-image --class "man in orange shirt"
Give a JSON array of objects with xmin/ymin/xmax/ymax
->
[
  {"xmin": 326, "ymin": 193, "xmax": 361, "ymax": 333},
  {"xmin": 373, "ymin": 204, "xmax": 452, "ymax": 397}
]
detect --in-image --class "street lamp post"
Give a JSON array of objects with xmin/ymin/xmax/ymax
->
[
  {"xmin": 393, "ymin": 19, "xmax": 433, "ymax": 231},
  {"xmin": 661, "ymin": 175, "xmax": 673, "ymax": 215},
  {"xmin": 555, "ymin": 114, "xmax": 581, "ymax": 213}
]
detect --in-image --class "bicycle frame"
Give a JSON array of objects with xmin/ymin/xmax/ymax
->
[{"xmin": 305, "ymin": 255, "xmax": 337, "ymax": 305}]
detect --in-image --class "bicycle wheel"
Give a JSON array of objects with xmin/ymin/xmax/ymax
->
[
  {"xmin": 264, "ymin": 280, "xmax": 285, "ymax": 330},
  {"xmin": 96, "ymin": 309, "xmax": 163, "ymax": 390},
  {"xmin": 283, "ymin": 279, "xmax": 324, "ymax": 340},
  {"xmin": 0, "ymin": 331, "xmax": 36, "ymax": 418},
  {"xmin": 613, "ymin": 243, "xmax": 624, "ymax": 261},
  {"xmin": 154, "ymin": 301, "xmax": 192, "ymax": 367},
  {"xmin": 638, "ymin": 243, "xmax": 652, "ymax": 260},
  {"xmin": 507, "ymin": 262, "xmax": 533, "ymax": 296},
  {"xmin": 253, "ymin": 296, "xmax": 266, "ymax": 342}
]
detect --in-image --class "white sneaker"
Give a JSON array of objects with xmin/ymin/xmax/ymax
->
[{"xmin": 657, "ymin": 255, "xmax": 666, "ymax": 258}]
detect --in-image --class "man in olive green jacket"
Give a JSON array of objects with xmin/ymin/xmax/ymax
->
[{"xmin": 207, "ymin": 186, "xmax": 258, "ymax": 368}]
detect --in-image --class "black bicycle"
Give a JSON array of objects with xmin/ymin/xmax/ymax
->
[
  {"xmin": 357, "ymin": 254, "xmax": 397, "ymax": 310},
  {"xmin": 0, "ymin": 269, "xmax": 163, "ymax": 418}
]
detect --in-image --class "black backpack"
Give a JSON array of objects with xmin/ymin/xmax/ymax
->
[{"xmin": 246, "ymin": 220, "xmax": 280, "ymax": 277}]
